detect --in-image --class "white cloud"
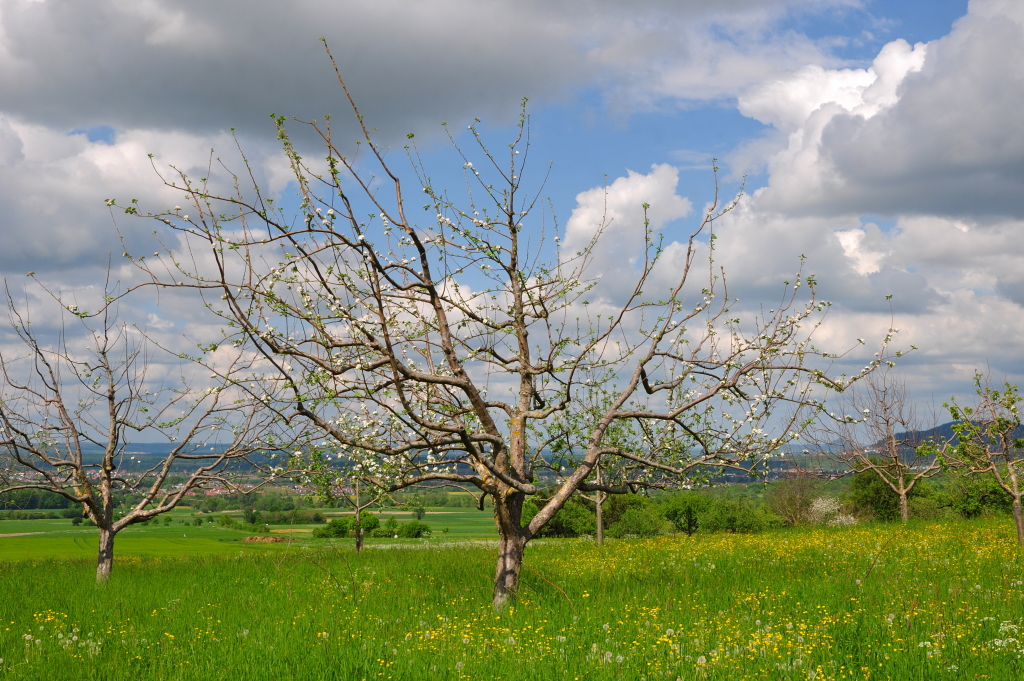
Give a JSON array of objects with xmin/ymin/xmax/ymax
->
[
  {"xmin": 745, "ymin": 0, "xmax": 1024, "ymax": 218},
  {"xmin": 697, "ymin": 0, "xmax": 1024, "ymax": 398},
  {"xmin": 563, "ymin": 163, "xmax": 692, "ymax": 303}
]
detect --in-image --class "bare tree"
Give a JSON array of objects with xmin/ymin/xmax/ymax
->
[
  {"xmin": 116, "ymin": 43, "xmax": 894, "ymax": 607},
  {"xmin": 942, "ymin": 374, "xmax": 1024, "ymax": 544},
  {"xmin": 765, "ymin": 475, "xmax": 820, "ymax": 526},
  {"xmin": 810, "ymin": 368, "xmax": 938, "ymax": 522},
  {"xmin": 0, "ymin": 288, "xmax": 284, "ymax": 582}
]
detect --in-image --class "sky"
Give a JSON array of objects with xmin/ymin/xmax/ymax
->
[{"xmin": 0, "ymin": 0, "xmax": 1021, "ymax": 419}]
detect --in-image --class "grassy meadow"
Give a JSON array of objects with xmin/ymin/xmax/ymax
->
[{"xmin": 1, "ymin": 518, "xmax": 1022, "ymax": 680}]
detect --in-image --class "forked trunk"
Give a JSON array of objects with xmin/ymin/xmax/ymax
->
[
  {"xmin": 1012, "ymin": 497, "xmax": 1024, "ymax": 546},
  {"xmin": 899, "ymin": 491, "xmax": 909, "ymax": 523},
  {"xmin": 493, "ymin": 531, "xmax": 527, "ymax": 611},
  {"xmin": 96, "ymin": 527, "xmax": 115, "ymax": 583}
]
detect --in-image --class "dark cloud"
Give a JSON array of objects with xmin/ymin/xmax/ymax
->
[{"xmin": 757, "ymin": 1, "xmax": 1024, "ymax": 218}]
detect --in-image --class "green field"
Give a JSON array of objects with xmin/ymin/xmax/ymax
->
[
  {"xmin": 0, "ymin": 507, "xmax": 499, "ymax": 562},
  {"xmin": 1, "ymin": 517, "xmax": 1023, "ymax": 680}
]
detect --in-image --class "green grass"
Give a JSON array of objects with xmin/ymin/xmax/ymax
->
[
  {"xmin": 1, "ymin": 518, "xmax": 1023, "ymax": 680},
  {"xmin": 0, "ymin": 506, "xmax": 498, "ymax": 562}
]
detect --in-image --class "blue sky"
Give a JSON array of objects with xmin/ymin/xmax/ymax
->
[{"xmin": 0, "ymin": 0, "xmax": 1021, "ymax": 412}]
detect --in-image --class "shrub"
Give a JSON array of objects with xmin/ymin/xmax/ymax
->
[
  {"xmin": 908, "ymin": 496, "xmax": 946, "ymax": 521},
  {"xmin": 697, "ymin": 497, "xmax": 777, "ymax": 534},
  {"xmin": 846, "ymin": 467, "xmax": 931, "ymax": 522},
  {"xmin": 807, "ymin": 497, "xmax": 841, "ymax": 525},
  {"xmin": 934, "ymin": 472, "xmax": 1013, "ymax": 519},
  {"xmin": 71, "ymin": 517, "xmax": 82, "ymax": 526},
  {"xmin": 312, "ymin": 518, "xmax": 350, "ymax": 538},
  {"xmin": 398, "ymin": 521, "xmax": 432, "ymax": 538},
  {"xmin": 521, "ymin": 495, "xmax": 596, "ymax": 538},
  {"xmin": 359, "ymin": 511, "xmax": 380, "ymax": 533},
  {"xmin": 607, "ymin": 505, "xmax": 663, "ymax": 538},
  {"xmin": 663, "ymin": 492, "xmax": 709, "ymax": 536},
  {"xmin": 381, "ymin": 517, "xmax": 400, "ymax": 537},
  {"xmin": 766, "ymin": 478, "xmax": 819, "ymax": 526},
  {"xmin": 217, "ymin": 514, "xmax": 238, "ymax": 528}
]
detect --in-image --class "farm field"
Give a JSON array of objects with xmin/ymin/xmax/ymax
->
[
  {"xmin": 1, "ymin": 518, "xmax": 1022, "ymax": 680},
  {"xmin": 0, "ymin": 507, "xmax": 499, "ymax": 562}
]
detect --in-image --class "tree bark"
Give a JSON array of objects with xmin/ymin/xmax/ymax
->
[
  {"xmin": 96, "ymin": 527, "xmax": 115, "ymax": 583},
  {"xmin": 899, "ymin": 490, "xmax": 909, "ymax": 523},
  {"xmin": 492, "ymin": 531, "xmax": 527, "ymax": 611},
  {"xmin": 492, "ymin": 492, "xmax": 528, "ymax": 610},
  {"xmin": 353, "ymin": 480, "xmax": 363, "ymax": 552},
  {"xmin": 595, "ymin": 495, "xmax": 604, "ymax": 546},
  {"xmin": 354, "ymin": 511, "xmax": 363, "ymax": 552},
  {"xmin": 1012, "ymin": 497, "xmax": 1024, "ymax": 546}
]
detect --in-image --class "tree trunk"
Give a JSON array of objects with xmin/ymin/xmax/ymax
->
[
  {"xmin": 595, "ymin": 494, "xmax": 604, "ymax": 546},
  {"xmin": 353, "ymin": 480, "xmax": 363, "ymax": 552},
  {"xmin": 492, "ymin": 531, "xmax": 527, "ymax": 611},
  {"xmin": 899, "ymin": 490, "xmax": 909, "ymax": 523},
  {"xmin": 1012, "ymin": 497, "xmax": 1024, "ymax": 546},
  {"xmin": 96, "ymin": 527, "xmax": 115, "ymax": 583},
  {"xmin": 492, "ymin": 492, "xmax": 528, "ymax": 610}
]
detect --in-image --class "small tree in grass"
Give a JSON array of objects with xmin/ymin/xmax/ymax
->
[
  {"xmin": 941, "ymin": 375, "xmax": 1024, "ymax": 544},
  {"xmin": 810, "ymin": 367, "xmax": 936, "ymax": 523},
  {"xmin": 117, "ymin": 42, "xmax": 894, "ymax": 608},
  {"xmin": 0, "ymin": 288, "xmax": 285, "ymax": 582}
]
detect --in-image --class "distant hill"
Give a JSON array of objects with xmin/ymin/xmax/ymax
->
[{"xmin": 896, "ymin": 421, "xmax": 1024, "ymax": 445}]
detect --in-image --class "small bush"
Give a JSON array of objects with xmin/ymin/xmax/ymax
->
[
  {"xmin": 909, "ymin": 496, "xmax": 947, "ymax": 521},
  {"xmin": 807, "ymin": 497, "xmax": 841, "ymax": 525},
  {"xmin": 398, "ymin": 521, "xmax": 432, "ymax": 538},
  {"xmin": 846, "ymin": 467, "xmax": 931, "ymax": 522},
  {"xmin": 663, "ymin": 492, "xmax": 709, "ymax": 536},
  {"xmin": 698, "ymin": 497, "xmax": 777, "ymax": 534},
  {"xmin": 934, "ymin": 472, "xmax": 1013, "ymax": 518},
  {"xmin": 767, "ymin": 478, "xmax": 819, "ymax": 526},
  {"xmin": 312, "ymin": 518, "xmax": 350, "ymax": 538},
  {"xmin": 521, "ymin": 496, "xmax": 596, "ymax": 538},
  {"xmin": 359, "ymin": 511, "xmax": 380, "ymax": 533},
  {"xmin": 607, "ymin": 505, "xmax": 663, "ymax": 538}
]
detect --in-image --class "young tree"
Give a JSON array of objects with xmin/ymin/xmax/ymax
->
[
  {"xmin": 0, "ymin": 289, "xmax": 284, "ymax": 582},
  {"xmin": 810, "ymin": 368, "xmax": 938, "ymax": 522},
  {"xmin": 118, "ymin": 44, "xmax": 892, "ymax": 607},
  {"xmin": 302, "ymin": 456, "xmax": 391, "ymax": 551},
  {"xmin": 942, "ymin": 375, "xmax": 1024, "ymax": 544}
]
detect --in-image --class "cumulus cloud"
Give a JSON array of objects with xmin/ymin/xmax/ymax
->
[
  {"xmin": 682, "ymin": 0, "xmax": 1024, "ymax": 398},
  {"xmin": 0, "ymin": 115, "xmax": 287, "ymax": 276},
  {"xmin": 562, "ymin": 163, "xmax": 692, "ymax": 304},
  {"xmin": 744, "ymin": 0, "xmax": 1024, "ymax": 218}
]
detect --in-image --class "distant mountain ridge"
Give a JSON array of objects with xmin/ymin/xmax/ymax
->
[{"xmin": 896, "ymin": 421, "xmax": 1024, "ymax": 446}]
